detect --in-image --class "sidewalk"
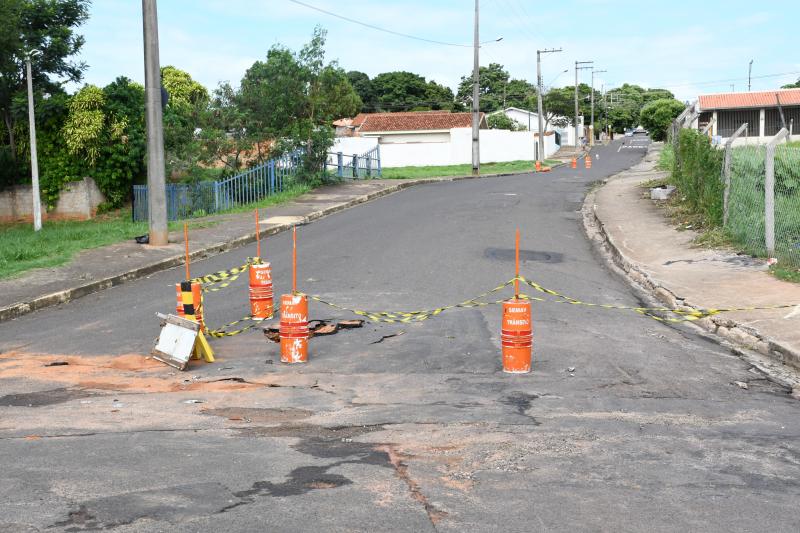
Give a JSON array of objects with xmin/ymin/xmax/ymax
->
[
  {"xmin": 585, "ymin": 143, "xmax": 800, "ymax": 379},
  {"xmin": 0, "ymin": 170, "xmax": 543, "ymax": 323}
]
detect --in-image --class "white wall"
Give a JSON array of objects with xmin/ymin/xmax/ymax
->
[
  {"xmin": 330, "ymin": 136, "xmax": 378, "ymax": 156},
  {"xmin": 331, "ymin": 127, "xmax": 560, "ymax": 169}
]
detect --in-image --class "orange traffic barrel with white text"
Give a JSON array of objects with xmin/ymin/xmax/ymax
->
[
  {"xmin": 584, "ymin": 155, "xmax": 592, "ymax": 169},
  {"xmin": 280, "ymin": 293, "xmax": 309, "ymax": 364},
  {"xmin": 501, "ymin": 299, "xmax": 532, "ymax": 373},
  {"xmin": 249, "ymin": 262, "xmax": 274, "ymax": 319}
]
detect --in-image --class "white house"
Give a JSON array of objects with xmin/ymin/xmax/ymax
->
[
  {"xmin": 331, "ymin": 110, "xmax": 560, "ymax": 167},
  {"xmin": 490, "ymin": 107, "xmax": 582, "ymax": 147}
]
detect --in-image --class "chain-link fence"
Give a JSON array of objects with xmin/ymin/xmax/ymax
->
[{"xmin": 725, "ymin": 136, "xmax": 800, "ymax": 267}]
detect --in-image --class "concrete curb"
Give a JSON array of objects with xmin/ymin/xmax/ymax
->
[
  {"xmin": 583, "ymin": 173, "xmax": 800, "ymax": 382},
  {"xmin": 0, "ymin": 168, "xmax": 551, "ymax": 324}
]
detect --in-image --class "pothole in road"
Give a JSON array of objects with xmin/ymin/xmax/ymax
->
[
  {"xmin": 0, "ymin": 388, "xmax": 98, "ymax": 407},
  {"xmin": 484, "ymin": 248, "xmax": 564, "ymax": 264}
]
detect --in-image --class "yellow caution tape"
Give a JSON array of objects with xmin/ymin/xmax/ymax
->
[
  {"xmin": 309, "ymin": 280, "xmax": 522, "ymax": 323},
  {"xmin": 192, "ymin": 258, "xmax": 262, "ymax": 293}
]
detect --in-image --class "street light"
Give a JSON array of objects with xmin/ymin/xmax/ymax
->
[
  {"xmin": 574, "ymin": 60, "xmax": 593, "ymax": 147},
  {"xmin": 545, "ymin": 69, "xmax": 569, "ymax": 91},
  {"xmin": 25, "ymin": 49, "xmax": 42, "ymax": 232},
  {"xmin": 590, "ymin": 68, "xmax": 607, "ymax": 146}
]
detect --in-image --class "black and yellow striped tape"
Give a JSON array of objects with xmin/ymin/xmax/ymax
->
[{"xmin": 192, "ymin": 257, "xmax": 262, "ymax": 293}]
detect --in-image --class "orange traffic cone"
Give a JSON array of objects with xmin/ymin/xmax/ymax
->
[
  {"xmin": 571, "ymin": 157, "xmax": 577, "ymax": 169},
  {"xmin": 585, "ymin": 155, "xmax": 592, "ymax": 169},
  {"xmin": 535, "ymin": 160, "xmax": 542, "ymax": 172}
]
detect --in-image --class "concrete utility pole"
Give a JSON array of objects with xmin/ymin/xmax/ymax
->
[
  {"xmin": 748, "ymin": 59, "xmax": 753, "ymax": 92},
  {"xmin": 25, "ymin": 50, "xmax": 42, "ymax": 231},
  {"xmin": 536, "ymin": 48, "xmax": 562, "ymax": 162},
  {"xmin": 590, "ymin": 68, "xmax": 606, "ymax": 146},
  {"xmin": 142, "ymin": 0, "xmax": 168, "ymax": 246},
  {"xmin": 472, "ymin": 0, "xmax": 480, "ymax": 176},
  {"xmin": 574, "ymin": 60, "xmax": 593, "ymax": 147}
]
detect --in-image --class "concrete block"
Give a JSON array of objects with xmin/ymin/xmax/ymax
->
[{"xmin": 650, "ymin": 185, "xmax": 676, "ymax": 200}]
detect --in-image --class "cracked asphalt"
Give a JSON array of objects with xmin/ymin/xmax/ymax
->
[{"xmin": 1, "ymin": 138, "xmax": 798, "ymax": 532}]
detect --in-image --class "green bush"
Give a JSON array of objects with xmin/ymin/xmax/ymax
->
[
  {"xmin": 672, "ymin": 129, "xmax": 724, "ymax": 225},
  {"xmin": 639, "ymin": 98, "xmax": 686, "ymax": 141}
]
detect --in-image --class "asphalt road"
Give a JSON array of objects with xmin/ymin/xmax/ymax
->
[{"xmin": 1, "ymin": 137, "xmax": 798, "ymax": 532}]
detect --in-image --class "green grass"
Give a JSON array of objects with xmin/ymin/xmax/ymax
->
[
  {"xmin": 0, "ymin": 210, "xmax": 149, "ymax": 279},
  {"xmin": 222, "ymin": 183, "xmax": 312, "ymax": 214},
  {"xmin": 0, "ymin": 183, "xmax": 315, "ymax": 280},
  {"xmin": 380, "ymin": 160, "xmax": 561, "ymax": 180},
  {"xmin": 771, "ymin": 265, "xmax": 800, "ymax": 283},
  {"xmin": 656, "ymin": 144, "xmax": 674, "ymax": 171}
]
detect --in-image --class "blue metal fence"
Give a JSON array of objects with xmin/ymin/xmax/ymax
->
[
  {"xmin": 327, "ymin": 145, "xmax": 382, "ymax": 179},
  {"xmin": 132, "ymin": 150, "xmax": 304, "ymax": 222}
]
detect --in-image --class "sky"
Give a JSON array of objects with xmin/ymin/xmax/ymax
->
[{"xmin": 71, "ymin": 0, "xmax": 800, "ymax": 102}]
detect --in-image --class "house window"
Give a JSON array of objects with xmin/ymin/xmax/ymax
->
[
  {"xmin": 765, "ymin": 106, "xmax": 800, "ymax": 136},
  {"xmin": 717, "ymin": 109, "xmax": 759, "ymax": 137}
]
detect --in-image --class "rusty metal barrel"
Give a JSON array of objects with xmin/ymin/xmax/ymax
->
[
  {"xmin": 249, "ymin": 263, "xmax": 274, "ymax": 319},
  {"xmin": 280, "ymin": 293, "xmax": 309, "ymax": 364},
  {"xmin": 501, "ymin": 299, "xmax": 532, "ymax": 373}
]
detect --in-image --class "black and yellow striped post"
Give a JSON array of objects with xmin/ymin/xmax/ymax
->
[{"xmin": 179, "ymin": 281, "xmax": 215, "ymax": 363}]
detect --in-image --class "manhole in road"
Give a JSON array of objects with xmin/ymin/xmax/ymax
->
[{"xmin": 484, "ymin": 248, "xmax": 563, "ymax": 264}]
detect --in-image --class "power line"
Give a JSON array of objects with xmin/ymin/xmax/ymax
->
[{"xmin": 287, "ymin": 0, "xmax": 476, "ymax": 48}]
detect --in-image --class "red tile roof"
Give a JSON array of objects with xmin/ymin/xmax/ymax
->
[
  {"xmin": 353, "ymin": 111, "xmax": 486, "ymax": 133},
  {"xmin": 698, "ymin": 89, "xmax": 800, "ymax": 110}
]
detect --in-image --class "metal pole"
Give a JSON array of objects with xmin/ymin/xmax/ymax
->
[
  {"xmin": 537, "ymin": 51, "xmax": 544, "ymax": 161},
  {"xmin": 590, "ymin": 69, "xmax": 606, "ymax": 147},
  {"xmin": 536, "ymin": 48, "xmax": 562, "ymax": 162},
  {"xmin": 25, "ymin": 56, "xmax": 42, "ymax": 231},
  {"xmin": 142, "ymin": 0, "xmax": 168, "ymax": 246},
  {"xmin": 574, "ymin": 60, "xmax": 592, "ymax": 148},
  {"xmin": 748, "ymin": 59, "xmax": 753, "ymax": 92},
  {"xmin": 574, "ymin": 61, "xmax": 579, "ymax": 148},
  {"xmin": 472, "ymin": 0, "xmax": 480, "ymax": 176}
]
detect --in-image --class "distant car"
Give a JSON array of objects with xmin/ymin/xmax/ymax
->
[
  {"xmin": 634, "ymin": 126, "xmax": 647, "ymax": 134},
  {"xmin": 624, "ymin": 130, "xmax": 634, "ymax": 137}
]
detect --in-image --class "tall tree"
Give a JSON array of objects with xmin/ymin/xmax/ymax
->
[
  {"xmin": 0, "ymin": 0, "xmax": 89, "ymax": 165},
  {"xmin": 457, "ymin": 63, "xmax": 535, "ymax": 113},
  {"xmin": 346, "ymin": 70, "xmax": 376, "ymax": 112},
  {"xmin": 371, "ymin": 71, "xmax": 430, "ymax": 111}
]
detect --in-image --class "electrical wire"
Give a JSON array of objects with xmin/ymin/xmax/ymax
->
[{"xmin": 288, "ymin": 0, "xmax": 479, "ymax": 48}]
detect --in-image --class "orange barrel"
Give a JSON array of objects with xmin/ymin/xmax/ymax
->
[
  {"xmin": 501, "ymin": 299, "xmax": 532, "ymax": 373},
  {"xmin": 535, "ymin": 160, "xmax": 542, "ymax": 172},
  {"xmin": 571, "ymin": 157, "xmax": 577, "ymax": 169},
  {"xmin": 280, "ymin": 293, "xmax": 309, "ymax": 364},
  {"xmin": 585, "ymin": 155, "xmax": 592, "ymax": 169},
  {"xmin": 249, "ymin": 262, "xmax": 274, "ymax": 319},
  {"xmin": 175, "ymin": 283, "xmax": 185, "ymax": 317},
  {"xmin": 179, "ymin": 281, "xmax": 205, "ymax": 332}
]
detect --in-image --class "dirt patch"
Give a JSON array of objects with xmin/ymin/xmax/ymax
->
[{"xmin": 0, "ymin": 351, "xmax": 264, "ymax": 394}]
